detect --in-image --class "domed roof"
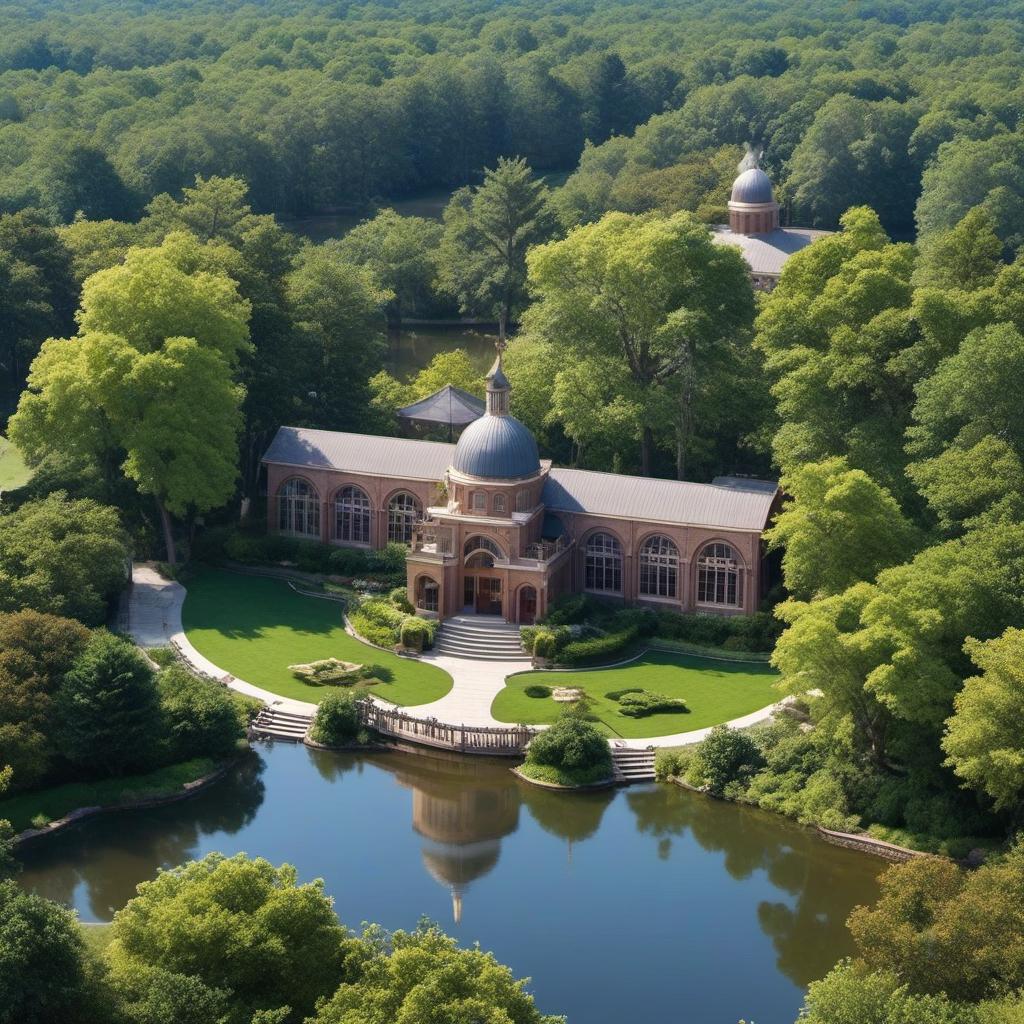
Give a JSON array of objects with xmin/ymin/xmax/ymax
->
[
  {"xmin": 731, "ymin": 167, "xmax": 775, "ymax": 205},
  {"xmin": 453, "ymin": 413, "xmax": 540, "ymax": 480}
]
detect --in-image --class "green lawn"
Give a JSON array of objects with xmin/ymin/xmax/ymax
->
[
  {"xmin": 182, "ymin": 569, "xmax": 452, "ymax": 705},
  {"xmin": 0, "ymin": 758, "xmax": 218, "ymax": 832},
  {"xmin": 492, "ymin": 650, "xmax": 780, "ymax": 739},
  {"xmin": 0, "ymin": 435, "xmax": 31, "ymax": 491}
]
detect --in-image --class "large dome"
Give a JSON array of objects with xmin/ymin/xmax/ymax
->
[
  {"xmin": 452, "ymin": 414, "xmax": 540, "ymax": 480},
  {"xmin": 730, "ymin": 167, "xmax": 775, "ymax": 205}
]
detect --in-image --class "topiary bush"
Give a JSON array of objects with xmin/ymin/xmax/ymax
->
[
  {"xmin": 616, "ymin": 690, "xmax": 688, "ymax": 717},
  {"xmin": 523, "ymin": 713, "xmax": 612, "ymax": 786},
  {"xmin": 524, "ymin": 684, "xmax": 551, "ymax": 698},
  {"xmin": 400, "ymin": 616, "xmax": 435, "ymax": 652},
  {"xmin": 309, "ymin": 690, "xmax": 363, "ymax": 746},
  {"xmin": 289, "ymin": 658, "xmax": 369, "ymax": 686}
]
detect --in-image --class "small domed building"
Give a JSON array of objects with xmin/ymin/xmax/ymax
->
[
  {"xmin": 711, "ymin": 150, "xmax": 832, "ymax": 290},
  {"xmin": 263, "ymin": 349, "xmax": 780, "ymax": 624}
]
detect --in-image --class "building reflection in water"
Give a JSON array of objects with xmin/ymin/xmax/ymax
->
[{"xmin": 385, "ymin": 750, "xmax": 520, "ymax": 924}]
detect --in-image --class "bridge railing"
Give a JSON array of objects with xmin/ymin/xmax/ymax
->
[{"xmin": 357, "ymin": 700, "xmax": 533, "ymax": 756}]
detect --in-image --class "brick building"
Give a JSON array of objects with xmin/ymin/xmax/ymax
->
[{"xmin": 262, "ymin": 351, "xmax": 780, "ymax": 625}]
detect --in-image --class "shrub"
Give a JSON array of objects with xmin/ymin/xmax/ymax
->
[
  {"xmin": 400, "ymin": 617, "xmax": 432, "ymax": 652},
  {"xmin": 389, "ymin": 587, "xmax": 414, "ymax": 613},
  {"xmin": 652, "ymin": 610, "xmax": 780, "ymax": 653},
  {"xmin": 604, "ymin": 687, "xmax": 645, "ymax": 700},
  {"xmin": 30, "ymin": 813, "xmax": 50, "ymax": 829},
  {"xmin": 289, "ymin": 659, "xmax": 368, "ymax": 686},
  {"xmin": 147, "ymin": 646, "xmax": 177, "ymax": 668},
  {"xmin": 350, "ymin": 598, "xmax": 407, "ymax": 647},
  {"xmin": 526, "ymin": 714, "xmax": 612, "ymax": 781},
  {"xmin": 654, "ymin": 747, "xmax": 692, "ymax": 781},
  {"xmin": 616, "ymin": 691, "xmax": 688, "ymax": 717},
  {"xmin": 370, "ymin": 542, "xmax": 408, "ymax": 577},
  {"xmin": 520, "ymin": 625, "xmax": 539, "ymax": 653},
  {"xmin": 158, "ymin": 666, "xmax": 245, "ymax": 762},
  {"xmin": 310, "ymin": 691, "xmax": 363, "ymax": 746},
  {"xmin": 687, "ymin": 726, "xmax": 764, "ymax": 795},
  {"xmin": 524, "ymin": 684, "xmax": 551, "ymax": 698},
  {"xmin": 189, "ymin": 524, "xmax": 234, "ymax": 564},
  {"xmin": 560, "ymin": 625, "xmax": 638, "ymax": 664}
]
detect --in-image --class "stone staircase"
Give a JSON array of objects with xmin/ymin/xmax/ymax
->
[
  {"xmin": 611, "ymin": 746, "xmax": 656, "ymax": 784},
  {"xmin": 434, "ymin": 616, "xmax": 528, "ymax": 661},
  {"xmin": 251, "ymin": 705, "xmax": 313, "ymax": 742}
]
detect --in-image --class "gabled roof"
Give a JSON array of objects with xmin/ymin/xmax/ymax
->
[
  {"xmin": 398, "ymin": 385, "xmax": 485, "ymax": 427},
  {"xmin": 711, "ymin": 225, "xmax": 832, "ymax": 277},
  {"xmin": 543, "ymin": 467, "xmax": 778, "ymax": 532},
  {"xmin": 262, "ymin": 427, "xmax": 779, "ymax": 531},
  {"xmin": 263, "ymin": 426, "xmax": 454, "ymax": 481}
]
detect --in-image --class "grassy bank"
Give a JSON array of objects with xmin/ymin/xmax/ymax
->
[
  {"xmin": 182, "ymin": 569, "xmax": 452, "ymax": 705},
  {"xmin": 493, "ymin": 650, "xmax": 779, "ymax": 738},
  {"xmin": 0, "ymin": 758, "xmax": 221, "ymax": 832}
]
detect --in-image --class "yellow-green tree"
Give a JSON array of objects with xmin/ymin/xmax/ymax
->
[{"xmin": 10, "ymin": 232, "xmax": 251, "ymax": 562}]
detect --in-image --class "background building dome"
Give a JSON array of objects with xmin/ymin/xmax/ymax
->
[
  {"xmin": 452, "ymin": 414, "xmax": 540, "ymax": 480},
  {"xmin": 730, "ymin": 167, "xmax": 775, "ymax": 205}
]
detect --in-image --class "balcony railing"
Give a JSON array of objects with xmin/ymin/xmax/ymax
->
[
  {"xmin": 524, "ymin": 536, "xmax": 568, "ymax": 562},
  {"xmin": 411, "ymin": 520, "xmax": 454, "ymax": 556}
]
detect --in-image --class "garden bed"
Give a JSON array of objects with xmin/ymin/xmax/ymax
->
[{"xmin": 492, "ymin": 650, "xmax": 779, "ymax": 738}]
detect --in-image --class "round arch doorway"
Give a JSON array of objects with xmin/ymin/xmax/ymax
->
[
  {"xmin": 463, "ymin": 550, "xmax": 503, "ymax": 616},
  {"xmin": 518, "ymin": 585, "xmax": 537, "ymax": 625}
]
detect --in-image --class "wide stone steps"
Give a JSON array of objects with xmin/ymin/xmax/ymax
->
[
  {"xmin": 252, "ymin": 706, "xmax": 313, "ymax": 742},
  {"xmin": 434, "ymin": 616, "xmax": 527, "ymax": 661},
  {"xmin": 611, "ymin": 747, "xmax": 656, "ymax": 784}
]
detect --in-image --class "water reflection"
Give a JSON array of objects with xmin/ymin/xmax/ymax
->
[
  {"xmin": 626, "ymin": 785, "xmax": 874, "ymax": 986},
  {"xmin": 20, "ymin": 753, "xmax": 266, "ymax": 918},
  {"xmin": 16, "ymin": 744, "xmax": 880, "ymax": 1023}
]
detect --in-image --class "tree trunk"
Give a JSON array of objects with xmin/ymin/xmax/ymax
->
[
  {"xmin": 156, "ymin": 496, "xmax": 177, "ymax": 565},
  {"xmin": 498, "ymin": 307, "xmax": 508, "ymax": 348},
  {"xmin": 641, "ymin": 426, "xmax": 653, "ymax": 476}
]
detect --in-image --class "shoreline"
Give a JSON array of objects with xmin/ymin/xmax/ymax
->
[{"xmin": 11, "ymin": 754, "xmax": 250, "ymax": 849}]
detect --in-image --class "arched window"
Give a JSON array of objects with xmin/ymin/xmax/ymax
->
[
  {"xmin": 639, "ymin": 535, "xmax": 679, "ymax": 599},
  {"xmin": 515, "ymin": 489, "xmax": 531, "ymax": 513},
  {"xmin": 696, "ymin": 543, "xmax": 743, "ymax": 607},
  {"xmin": 492, "ymin": 494, "xmax": 506, "ymax": 514},
  {"xmin": 463, "ymin": 535, "xmax": 503, "ymax": 560},
  {"xmin": 334, "ymin": 485, "xmax": 371, "ymax": 544},
  {"xmin": 278, "ymin": 478, "xmax": 319, "ymax": 537},
  {"xmin": 470, "ymin": 490, "xmax": 487, "ymax": 512},
  {"xmin": 585, "ymin": 533, "xmax": 622, "ymax": 593},
  {"xmin": 387, "ymin": 492, "xmax": 421, "ymax": 545},
  {"xmin": 416, "ymin": 576, "xmax": 439, "ymax": 613}
]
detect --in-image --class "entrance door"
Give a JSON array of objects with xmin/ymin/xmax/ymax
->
[
  {"xmin": 463, "ymin": 575, "xmax": 475, "ymax": 611},
  {"xmin": 518, "ymin": 586, "xmax": 537, "ymax": 625},
  {"xmin": 476, "ymin": 577, "xmax": 502, "ymax": 616}
]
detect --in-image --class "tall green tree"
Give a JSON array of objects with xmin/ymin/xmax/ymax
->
[
  {"xmin": 286, "ymin": 244, "xmax": 389, "ymax": 432},
  {"xmin": 765, "ymin": 458, "xmax": 920, "ymax": 600},
  {"xmin": 338, "ymin": 209, "xmax": 443, "ymax": 325},
  {"xmin": 942, "ymin": 628, "xmax": 1024, "ymax": 812},
  {"xmin": 57, "ymin": 631, "xmax": 163, "ymax": 777},
  {"xmin": 10, "ymin": 232, "xmax": 251, "ymax": 562},
  {"xmin": 0, "ymin": 493, "xmax": 129, "ymax": 625},
  {"xmin": 438, "ymin": 157, "xmax": 556, "ymax": 342},
  {"xmin": 106, "ymin": 853, "xmax": 353, "ymax": 1024},
  {"xmin": 522, "ymin": 210, "xmax": 755, "ymax": 476}
]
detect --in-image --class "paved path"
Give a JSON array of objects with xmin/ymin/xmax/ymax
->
[{"xmin": 126, "ymin": 564, "xmax": 782, "ymax": 748}]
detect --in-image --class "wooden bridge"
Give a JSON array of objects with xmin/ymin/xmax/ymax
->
[{"xmin": 357, "ymin": 700, "xmax": 534, "ymax": 756}]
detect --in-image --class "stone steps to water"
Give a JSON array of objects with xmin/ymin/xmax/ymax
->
[
  {"xmin": 252, "ymin": 706, "xmax": 314, "ymax": 742},
  {"xmin": 611, "ymin": 747, "xmax": 656, "ymax": 784},
  {"xmin": 434, "ymin": 617, "xmax": 527, "ymax": 661}
]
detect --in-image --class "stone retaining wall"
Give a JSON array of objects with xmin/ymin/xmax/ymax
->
[{"xmin": 814, "ymin": 825, "xmax": 932, "ymax": 862}]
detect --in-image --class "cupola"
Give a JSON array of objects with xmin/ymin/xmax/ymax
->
[{"xmin": 728, "ymin": 147, "xmax": 780, "ymax": 236}]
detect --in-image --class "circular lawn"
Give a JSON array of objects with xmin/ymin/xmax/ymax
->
[
  {"xmin": 182, "ymin": 569, "xmax": 452, "ymax": 706},
  {"xmin": 491, "ymin": 649, "xmax": 780, "ymax": 739}
]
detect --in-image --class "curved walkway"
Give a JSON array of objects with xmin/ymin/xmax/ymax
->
[{"xmin": 126, "ymin": 564, "xmax": 783, "ymax": 748}]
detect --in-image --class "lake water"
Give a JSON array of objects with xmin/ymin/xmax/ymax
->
[
  {"xmin": 386, "ymin": 324, "xmax": 498, "ymax": 380},
  {"xmin": 17, "ymin": 743, "xmax": 881, "ymax": 1024}
]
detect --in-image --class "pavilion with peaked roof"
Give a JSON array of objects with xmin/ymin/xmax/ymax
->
[{"xmin": 398, "ymin": 384, "xmax": 486, "ymax": 441}]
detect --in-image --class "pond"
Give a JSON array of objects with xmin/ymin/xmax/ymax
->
[
  {"xmin": 18, "ymin": 743, "xmax": 882, "ymax": 1024},
  {"xmin": 385, "ymin": 323, "xmax": 498, "ymax": 381}
]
